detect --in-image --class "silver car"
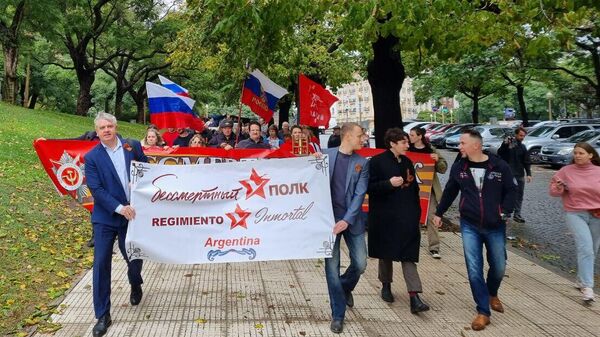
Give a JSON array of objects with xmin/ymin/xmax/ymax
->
[
  {"xmin": 540, "ymin": 130, "xmax": 600, "ymax": 167},
  {"xmin": 522, "ymin": 123, "xmax": 600, "ymax": 163},
  {"xmin": 447, "ymin": 125, "xmax": 512, "ymax": 151}
]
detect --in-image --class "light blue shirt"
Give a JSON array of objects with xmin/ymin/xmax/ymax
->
[{"xmin": 101, "ymin": 138, "xmax": 129, "ymax": 213}]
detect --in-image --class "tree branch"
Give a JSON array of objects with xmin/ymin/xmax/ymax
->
[
  {"xmin": 501, "ymin": 72, "xmax": 516, "ymax": 86},
  {"xmin": 541, "ymin": 66, "xmax": 597, "ymax": 87},
  {"xmin": 9, "ymin": 1, "xmax": 26, "ymax": 33},
  {"xmin": 32, "ymin": 55, "xmax": 76, "ymax": 70}
]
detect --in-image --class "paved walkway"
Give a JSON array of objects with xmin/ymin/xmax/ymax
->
[{"xmin": 35, "ymin": 232, "xmax": 599, "ymax": 337}]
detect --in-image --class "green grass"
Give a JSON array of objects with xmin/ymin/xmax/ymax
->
[{"xmin": 0, "ymin": 102, "xmax": 146, "ymax": 336}]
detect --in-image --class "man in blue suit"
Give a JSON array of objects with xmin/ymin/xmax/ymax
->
[
  {"xmin": 322, "ymin": 122, "xmax": 369, "ymax": 333},
  {"xmin": 84, "ymin": 112, "xmax": 148, "ymax": 337}
]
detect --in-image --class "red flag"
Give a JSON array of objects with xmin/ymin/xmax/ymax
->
[{"xmin": 298, "ymin": 74, "xmax": 339, "ymax": 128}]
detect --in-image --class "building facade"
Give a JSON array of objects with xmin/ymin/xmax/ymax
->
[{"xmin": 333, "ymin": 77, "xmax": 439, "ymax": 132}]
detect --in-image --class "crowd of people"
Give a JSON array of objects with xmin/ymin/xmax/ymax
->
[
  {"xmin": 76, "ymin": 112, "xmax": 598, "ymax": 336},
  {"xmin": 138, "ymin": 117, "xmax": 344, "ymax": 152}
]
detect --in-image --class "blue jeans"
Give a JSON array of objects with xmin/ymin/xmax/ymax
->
[
  {"xmin": 325, "ymin": 230, "xmax": 367, "ymax": 321},
  {"xmin": 93, "ymin": 220, "xmax": 143, "ymax": 319},
  {"xmin": 460, "ymin": 219, "xmax": 506, "ymax": 317},
  {"xmin": 565, "ymin": 211, "xmax": 600, "ymax": 288}
]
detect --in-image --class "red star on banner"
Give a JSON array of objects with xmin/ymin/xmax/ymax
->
[
  {"xmin": 226, "ymin": 204, "xmax": 252, "ymax": 229},
  {"xmin": 239, "ymin": 168, "xmax": 270, "ymax": 199}
]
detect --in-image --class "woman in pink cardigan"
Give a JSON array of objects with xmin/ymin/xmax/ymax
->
[{"xmin": 549, "ymin": 142, "xmax": 600, "ymax": 302}]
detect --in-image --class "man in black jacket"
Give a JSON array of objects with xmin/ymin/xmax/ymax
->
[
  {"xmin": 497, "ymin": 127, "xmax": 532, "ymax": 223},
  {"xmin": 208, "ymin": 119, "xmax": 236, "ymax": 149},
  {"xmin": 327, "ymin": 126, "xmax": 341, "ymax": 148},
  {"xmin": 433, "ymin": 129, "xmax": 516, "ymax": 332}
]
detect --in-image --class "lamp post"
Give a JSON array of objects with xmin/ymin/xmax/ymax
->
[
  {"xmin": 357, "ymin": 92, "xmax": 363, "ymax": 127},
  {"xmin": 546, "ymin": 91, "xmax": 554, "ymax": 121}
]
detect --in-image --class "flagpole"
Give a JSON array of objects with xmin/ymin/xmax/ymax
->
[
  {"xmin": 296, "ymin": 73, "xmax": 301, "ymax": 127},
  {"xmin": 235, "ymin": 77, "xmax": 246, "ymax": 146},
  {"xmin": 236, "ymin": 61, "xmax": 250, "ymax": 145}
]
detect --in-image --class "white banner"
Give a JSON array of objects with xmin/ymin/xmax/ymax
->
[{"xmin": 125, "ymin": 156, "xmax": 335, "ymax": 264}]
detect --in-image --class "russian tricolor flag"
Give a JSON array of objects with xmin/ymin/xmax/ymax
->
[
  {"xmin": 241, "ymin": 69, "xmax": 288, "ymax": 122},
  {"xmin": 158, "ymin": 75, "xmax": 190, "ymax": 97},
  {"xmin": 146, "ymin": 82, "xmax": 204, "ymax": 130}
]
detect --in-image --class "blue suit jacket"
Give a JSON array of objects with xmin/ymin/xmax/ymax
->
[
  {"xmin": 323, "ymin": 147, "xmax": 369, "ymax": 234},
  {"xmin": 84, "ymin": 137, "xmax": 148, "ymax": 226}
]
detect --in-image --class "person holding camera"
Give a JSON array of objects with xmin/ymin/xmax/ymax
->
[{"xmin": 498, "ymin": 127, "xmax": 532, "ymax": 223}]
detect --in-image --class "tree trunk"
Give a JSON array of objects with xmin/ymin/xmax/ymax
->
[
  {"xmin": 130, "ymin": 86, "xmax": 146, "ymax": 123},
  {"xmin": 472, "ymin": 95, "xmax": 480, "ymax": 124},
  {"xmin": 136, "ymin": 99, "xmax": 146, "ymax": 124},
  {"xmin": 114, "ymin": 87, "xmax": 125, "ymax": 118},
  {"xmin": 28, "ymin": 93, "xmax": 38, "ymax": 109},
  {"xmin": 23, "ymin": 61, "xmax": 30, "ymax": 107},
  {"xmin": 1, "ymin": 0, "xmax": 25, "ymax": 104},
  {"xmin": 76, "ymin": 70, "xmax": 95, "ymax": 115},
  {"xmin": 2, "ymin": 45, "xmax": 19, "ymax": 104},
  {"xmin": 516, "ymin": 84, "xmax": 529, "ymax": 127},
  {"xmin": 18, "ymin": 77, "xmax": 25, "ymax": 106},
  {"xmin": 591, "ymin": 47, "xmax": 600, "ymax": 108},
  {"xmin": 367, "ymin": 34, "xmax": 405, "ymax": 148},
  {"xmin": 278, "ymin": 95, "xmax": 292, "ymax": 127}
]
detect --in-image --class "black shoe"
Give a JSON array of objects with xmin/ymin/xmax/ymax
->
[
  {"xmin": 92, "ymin": 313, "xmax": 112, "ymax": 337},
  {"xmin": 330, "ymin": 319, "xmax": 343, "ymax": 333},
  {"xmin": 410, "ymin": 294, "xmax": 430, "ymax": 314},
  {"xmin": 513, "ymin": 215, "xmax": 526, "ymax": 223},
  {"xmin": 345, "ymin": 290, "xmax": 354, "ymax": 308},
  {"xmin": 130, "ymin": 284, "xmax": 143, "ymax": 306},
  {"xmin": 381, "ymin": 282, "xmax": 394, "ymax": 303}
]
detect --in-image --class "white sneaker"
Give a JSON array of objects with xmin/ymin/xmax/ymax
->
[
  {"xmin": 575, "ymin": 281, "xmax": 584, "ymax": 291},
  {"xmin": 582, "ymin": 287, "xmax": 595, "ymax": 302},
  {"xmin": 430, "ymin": 250, "xmax": 441, "ymax": 259}
]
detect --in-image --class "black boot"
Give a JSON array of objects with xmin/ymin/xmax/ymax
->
[
  {"xmin": 410, "ymin": 294, "xmax": 430, "ymax": 314},
  {"xmin": 92, "ymin": 313, "xmax": 111, "ymax": 337},
  {"xmin": 381, "ymin": 282, "xmax": 394, "ymax": 303}
]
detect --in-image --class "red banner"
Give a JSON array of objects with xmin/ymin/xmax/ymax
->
[
  {"xmin": 298, "ymin": 74, "xmax": 339, "ymax": 128},
  {"xmin": 33, "ymin": 140, "xmax": 435, "ymax": 223}
]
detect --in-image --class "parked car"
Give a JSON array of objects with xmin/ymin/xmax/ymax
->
[
  {"xmin": 421, "ymin": 122, "xmax": 441, "ymax": 131},
  {"xmin": 430, "ymin": 123, "xmax": 478, "ymax": 149},
  {"xmin": 483, "ymin": 137, "xmax": 504, "ymax": 155},
  {"xmin": 444, "ymin": 133, "xmax": 462, "ymax": 150},
  {"xmin": 540, "ymin": 130, "xmax": 600, "ymax": 167},
  {"xmin": 522, "ymin": 122, "xmax": 600, "ymax": 163},
  {"xmin": 425, "ymin": 123, "xmax": 455, "ymax": 141},
  {"xmin": 403, "ymin": 121, "xmax": 431, "ymax": 133},
  {"xmin": 446, "ymin": 125, "xmax": 512, "ymax": 150}
]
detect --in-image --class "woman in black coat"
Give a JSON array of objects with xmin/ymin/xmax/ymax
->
[{"xmin": 367, "ymin": 128, "xmax": 430, "ymax": 314}]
